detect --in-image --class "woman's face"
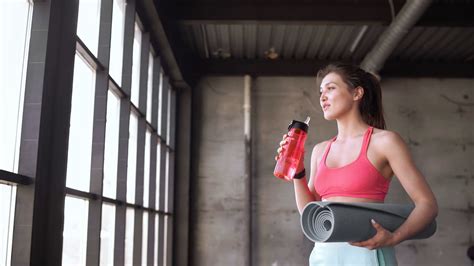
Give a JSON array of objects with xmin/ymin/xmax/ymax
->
[{"xmin": 319, "ymin": 72, "xmax": 356, "ymax": 120}]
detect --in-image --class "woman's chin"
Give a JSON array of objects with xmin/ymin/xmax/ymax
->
[{"xmin": 323, "ymin": 112, "xmax": 336, "ymax": 120}]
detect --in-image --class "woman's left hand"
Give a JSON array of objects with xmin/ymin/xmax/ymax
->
[{"xmin": 349, "ymin": 219, "xmax": 398, "ymax": 250}]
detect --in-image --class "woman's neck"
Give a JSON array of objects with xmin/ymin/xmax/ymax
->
[{"xmin": 335, "ymin": 112, "xmax": 368, "ymax": 141}]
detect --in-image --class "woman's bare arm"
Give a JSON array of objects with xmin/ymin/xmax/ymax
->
[
  {"xmin": 351, "ymin": 131, "xmax": 438, "ymax": 248},
  {"xmin": 383, "ymin": 131, "xmax": 438, "ymax": 245},
  {"xmin": 293, "ymin": 142, "xmax": 323, "ymax": 214}
]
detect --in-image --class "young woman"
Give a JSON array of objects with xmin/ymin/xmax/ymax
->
[{"xmin": 275, "ymin": 63, "xmax": 438, "ymax": 265}]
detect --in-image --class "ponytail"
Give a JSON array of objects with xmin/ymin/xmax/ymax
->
[{"xmin": 360, "ymin": 71, "xmax": 386, "ymax": 129}]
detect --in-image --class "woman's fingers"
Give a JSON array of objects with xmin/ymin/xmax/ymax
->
[
  {"xmin": 277, "ymin": 147, "xmax": 285, "ymax": 154},
  {"xmin": 276, "ymin": 134, "xmax": 293, "ymax": 161}
]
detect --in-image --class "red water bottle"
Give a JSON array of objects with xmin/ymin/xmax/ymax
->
[{"xmin": 274, "ymin": 117, "xmax": 310, "ymax": 181}]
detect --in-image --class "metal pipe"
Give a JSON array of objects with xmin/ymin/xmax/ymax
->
[
  {"xmin": 243, "ymin": 74, "xmax": 252, "ymax": 266},
  {"xmin": 361, "ymin": 0, "xmax": 433, "ymax": 75},
  {"xmin": 350, "ymin": 25, "xmax": 369, "ymax": 54}
]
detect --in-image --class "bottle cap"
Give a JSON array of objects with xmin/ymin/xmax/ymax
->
[{"xmin": 288, "ymin": 116, "xmax": 310, "ymax": 132}]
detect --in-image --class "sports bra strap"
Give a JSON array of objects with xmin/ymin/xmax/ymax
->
[
  {"xmin": 320, "ymin": 127, "xmax": 373, "ymax": 167},
  {"xmin": 320, "ymin": 136, "xmax": 336, "ymax": 167},
  {"xmin": 361, "ymin": 127, "xmax": 373, "ymax": 156}
]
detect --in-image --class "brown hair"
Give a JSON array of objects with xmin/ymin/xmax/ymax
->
[{"xmin": 316, "ymin": 63, "xmax": 386, "ymax": 129}]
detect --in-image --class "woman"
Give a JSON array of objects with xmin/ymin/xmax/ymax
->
[{"xmin": 275, "ymin": 63, "xmax": 438, "ymax": 265}]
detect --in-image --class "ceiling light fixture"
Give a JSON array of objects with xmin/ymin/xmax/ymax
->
[
  {"xmin": 264, "ymin": 47, "xmax": 279, "ymax": 60},
  {"xmin": 212, "ymin": 48, "xmax": 231, "ymax": 59}
]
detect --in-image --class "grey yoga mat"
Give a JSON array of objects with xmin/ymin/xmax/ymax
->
[{"xmin": 301, "ymin": 201, "xmax": 437, "ymax": 242}]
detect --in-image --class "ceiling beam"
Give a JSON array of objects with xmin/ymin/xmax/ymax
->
[
  {"xmin": 195, "ymin": 59, "xmax": 474, "ymax": 78},
  {"xmin": 380, "ymin": 61, "xmax": 474, "ymax": 78},
  {"xmin": 175, "ymin": 2, "xmax": 474, "ymax": 27},
  {"xmin": 136, "ymin": 0, "xmax": 200, "ymax": 90}
]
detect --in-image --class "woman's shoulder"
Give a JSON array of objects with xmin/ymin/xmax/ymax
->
[
  {"xmin": 371, "ymin": 128, "xmax": 406, "ymax": 149},
  {"xmin": 312, "ymin": 139, "xmax": 332, "ymax": 156}
]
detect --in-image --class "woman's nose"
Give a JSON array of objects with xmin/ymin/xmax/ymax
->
[{"xmin": 320, "ymin": 93, "xmax": 327, "ymax": 101}]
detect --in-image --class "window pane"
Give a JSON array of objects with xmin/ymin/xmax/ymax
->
[
  {"xmin": 159, "ymin": 77, "xmax": 168, "ymax": 139},
  {"xmin": 143, "ymin": 130, "xmax": 151, "ymax": 208},
  {"xmin": 166, "ymin": 88, "xmax": 172, "ymax": 143},
  {"xmin": 154, "ymin": 214, "xmax": 159, "ymax": 266},
  {"xmin": 146, "ymin": 52, "xmax": 153, "ymax": 122},
  {"xmin": 0, "ymin": 184, "xmax": 16, "ymax": 265},
  {"xmin": 0, "ymin": 0, "xmax": 32, "ymax": 173},
  {"xmin": 109, "ymin": 0, "xmax": 126, "ymax": 86},
  {"xmin": 141, "ymin": 211, "xmax": 148, "ymax": 266},
  {"xmin": 155, "ymin": 141, "xmax": 161, "ymax": 210},
  {"xmin": 167, "ymin": 89, "xmax": 176, "ymax": 149},
  {"xmin": 130, "ymin": 21, "xmax": 142, "ymax": 106},
  {"xmin": 100, "ymin": 203, "xmax": 115, "ymax": 266},
  {"xmin": 66, "ymin": 53, "xmax": 96, "ymax": 192},
  {"xmin": 165, "ymin": 149, "xmax": 170, "ymax": 213},
  {"xmin": 103, "ymin": 89, "xmax": 120, "ymax": 199},
  {"xmin": 163, "ymin": 215, "xmax": 169, "ymax": 266},
  {"xmin": 77, "ymin": 0, "xmax": 101, "ymax": 56},
  {"xmin": 62, "ymin": 196, "xmax": 89, "ymax": 266},
  {"xmin": 125, "ymin": 208, "xmax": 134, "ymax": 265},
  {"xmin": 156, "ymin": 70, "xmax": 163, "ymax": 132},
  {"xmin": 166, "ymin": 216, "xmax": 173, "ymax": 266},
  {"xmin": 127, "ymin": 112, "xmax": 138, "ymax": 203}
]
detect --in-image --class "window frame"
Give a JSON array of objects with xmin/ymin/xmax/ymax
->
[{"xmin": 0, "ymin": 1, "xmax": 177, "ymax": 265}]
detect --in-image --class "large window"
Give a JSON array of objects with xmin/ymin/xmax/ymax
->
[
  {"xmin": 0, "ymin": 184, "xmax": 16, "ymax": 266},
  {"xmin": 62, "ymin": 196, "xmax": 89, "ymax": 265},
  {"xmin": 131, "ymin": 20, "xmax": 143, "ymax": 106},
  {"xmin": 146, "ymin": 52, "xmax": 154, "ymax": 122},
  {"xmin": 66, "ymin": 53, "xmax": 96, "ymax": 192},
  {"xmin": 0, "ymin": 1, "xmax": 177, "ymax": 265},
  {"xmin": 77, "ymin": 0, "xmax": 101, "ymax": 56},
  {"xmin": 103, "ymin": 89, "xmax": 121, "ymax": 199},
  {"xmin": 156, "ymin": 141, "xmax": 161, "ymax": 209},
  {"xmin": 0, "ymin": 0, "xmax": 33, "ymax": 173},
  {"xmin": 100, "ymin": 203, "xmax": 115, "ymax": 265},
  {"xmin": 125, "ymin": 207, "xmax": 135, "ymax": 265},
  {"xmin": 157, "ymin": 69, "xmax": 164, "ymax": 130},
  {"xmin": 0, "ymin": 1, "xmax": 32, "ymax": 264},
  {"xmin": 127, "ymin": 112, "xmax": 139, "ymax": 204},
  {"xmin": 164, "ymin": 215, "xmax": 170, "ymax": 265},
  {"xmin": 109, "ymin": 0, "xmax": 126, "ymax": 86},
  {"xmin": 154, "ymin": 213, "xmax": 159, "ymax": 266},
  {"xmin": 144, "ymin": 129, "xmax": 151, "ymax": 208},
  {"xmin": 142, "ymin": 211, "xmax": 149, "ymax": 265}
]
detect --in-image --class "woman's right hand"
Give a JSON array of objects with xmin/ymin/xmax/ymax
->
[
  {"xmin": 275, "ymin": 134, "xmax": 305, "ymax": 174},
  {"xmin": 275, "ymin": 134, "xmax": 289, "ymax": 161}
]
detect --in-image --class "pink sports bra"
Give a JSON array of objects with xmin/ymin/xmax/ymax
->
[{"xmin": 314, "ymin": 127, "xmax": 390, "ymax": 201}]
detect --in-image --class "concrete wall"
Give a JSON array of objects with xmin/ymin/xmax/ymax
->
[
  {"xmin": 191, "ymin": 76, "xmax": 474, "ymax": 266},
  {"xmin": 191, "ymin": 77, "xmax": 249, "ymax": 265}
]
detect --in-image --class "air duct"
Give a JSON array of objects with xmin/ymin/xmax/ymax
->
[{"xmin": 361, "ymin": 0, "xmax": 433, "ymax": 75}]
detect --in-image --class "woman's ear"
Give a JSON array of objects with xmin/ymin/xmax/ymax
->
[{"xmin": 353, "ymin": 86, "xmax": 364, "ymax": 101}]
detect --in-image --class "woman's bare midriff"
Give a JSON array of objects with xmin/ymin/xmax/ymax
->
[{"xmin": 322, "ymin": 196, "xmax": 383, "ymax": 203}]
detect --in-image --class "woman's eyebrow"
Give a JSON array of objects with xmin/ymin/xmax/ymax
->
[{"xmin": 320, "ymin": 82, "xmax": 336, "ymax": 89}]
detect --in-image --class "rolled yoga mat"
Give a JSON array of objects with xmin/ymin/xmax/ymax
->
[{"xmin": 301, "ymin": 201, "xmax": 437, "ymax": 242}]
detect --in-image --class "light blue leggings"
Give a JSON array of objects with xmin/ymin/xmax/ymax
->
[{"xmin": 309, "ymin": 242, "xmax": 398, "ymax": 266}]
